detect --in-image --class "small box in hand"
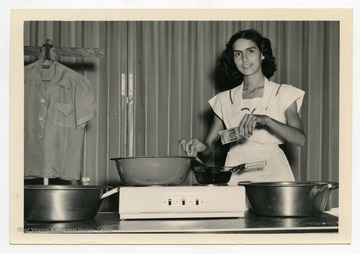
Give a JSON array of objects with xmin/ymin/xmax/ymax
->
[{"xmin": 219, "ymin": 127, "xmax": 245, "ymax": 145}]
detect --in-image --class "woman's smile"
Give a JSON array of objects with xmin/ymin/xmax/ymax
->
[{"xmin": 242, "ymin": 64, "xmax": 252, "ymax": 68}]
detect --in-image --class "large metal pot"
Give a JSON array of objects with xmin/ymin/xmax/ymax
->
[
  {"xmin": 110, "ymin": 156, "xmax": 193, "ymax": 186},
  {"xmin": 24, "ymin": 185, "xmax": 119, "ymax": 222},
  {"xmin": 238, "ymin": 181, "xmax": 339, "ymax": 217}
]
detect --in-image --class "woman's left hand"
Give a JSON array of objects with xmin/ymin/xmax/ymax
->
[
  {"xmin": 238, "ymin": 114, "xmax": 269, "ymax": 139},
  {"xmin": 238, "ymin": 102, "xmax": 306, "ymax": 146}
]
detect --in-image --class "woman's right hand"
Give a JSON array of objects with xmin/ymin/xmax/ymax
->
[{"xmin": 179, "ymin": 139, "xmax": 207, "ymax": 157}]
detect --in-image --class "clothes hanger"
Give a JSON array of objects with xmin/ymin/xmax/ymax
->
[{"xmin": 40, "ymin": 39, "xmax": 56, "ymax": 69}]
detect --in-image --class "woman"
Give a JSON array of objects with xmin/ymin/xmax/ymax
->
[{"xmin": 181, "ymin": 29, "xmax": 306, "ymax": 184}]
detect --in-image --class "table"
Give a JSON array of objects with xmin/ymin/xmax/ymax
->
[{"xmin": 24, "ymin": 211, "xmax": 338, "ymax": 234}]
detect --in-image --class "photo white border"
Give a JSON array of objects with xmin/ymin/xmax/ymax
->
[
  {"xmin": 2, "ymin": 1, "xmax": 359, "ymax": 253},
  {"xmin": 9, "ymin": 8, "xmax": 352, "ymax": 245}
]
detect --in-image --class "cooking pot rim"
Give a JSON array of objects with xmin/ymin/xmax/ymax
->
[
  {"xmin": 237, "ymin": 181, "xmax": 337, "ymax": 187},
  {"xmin": 24, "ymin": 185, "xmax": 111, "ymax": 190},
  {"xmin": 110, "ymin": 156, "xmax": 194, "ymax": 160}
]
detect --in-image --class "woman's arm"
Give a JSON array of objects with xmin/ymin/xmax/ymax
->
[
  {"xmin": 239, "ymin": 101, "xmax": 306, "ymax": 147},
  {"xmin": 181, "ymin": 115, "xmax": 225, "ymax": 156}
]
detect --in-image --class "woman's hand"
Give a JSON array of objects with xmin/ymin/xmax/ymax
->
[
  {"xmin": 179, "ymin": 115, "xmax": 224, "ymax": 157},
  {"xmin": 238, "ymin": 101, "xmax": 306, "ymax": 147},
  {"xmin": 238, "ymin": 114, "xmax": 269, "ymax": 139},
  {"xmin": 179, "ymin": 139, "xmax": 207, "ymax": 157}
]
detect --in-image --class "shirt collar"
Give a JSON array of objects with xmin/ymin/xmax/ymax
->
[{"xmin": 25, "ymin": 60, "xmax": 68, "ymax": 88}]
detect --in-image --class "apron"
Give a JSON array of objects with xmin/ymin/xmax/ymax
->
[{"xmin": 226, "ymin": 142, "xmax": 294, "ymax": 184}]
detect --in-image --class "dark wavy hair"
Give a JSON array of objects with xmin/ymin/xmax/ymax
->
[{"xmin": 218, "ymin": 29, "xmax": 277, "ymax": 82}]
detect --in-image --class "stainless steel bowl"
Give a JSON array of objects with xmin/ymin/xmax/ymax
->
[
  {"xmin": 111, "ymin": 156, "xmax": 193, "ymax": 186},
  {"xmin": 238, "ymin": 181, "xmax": 339, "ymax": 217},
  {"xmin": 24, "ymin": 185, "xmax": 117, "ymax": 222}
]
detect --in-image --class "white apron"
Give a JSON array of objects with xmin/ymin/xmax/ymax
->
[{"xmin": 208, "ymin": 79, "xmax": 305, "ymax": 184}]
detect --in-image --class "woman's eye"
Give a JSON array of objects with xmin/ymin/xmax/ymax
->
[
  {"xmin": 234, "ymin": 52, "xmax": 241, "ymax": 57},
  {"xmin": 248, "ymin": 49, "xmax": 255, "ymax": 54}
]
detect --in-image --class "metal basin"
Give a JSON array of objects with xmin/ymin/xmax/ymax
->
[
  {"xmin": 110, "ymin": 156, "xmax": 193, "ymax": 186},
  {"xmin": 238, "ymin": 181, "xmax": 339, "ymax": 217},
  {"xmin": 24, "ymin": 185, "xmax": 118, "ymax": 222}
]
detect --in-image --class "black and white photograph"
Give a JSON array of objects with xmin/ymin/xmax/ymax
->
[
  {"xmin": 21, "ymin": 19, "xmax": 342, "ymax": 233},
  {"xmin": 2, "ymin": 2, "xmax": 358, "ymax": 254}
]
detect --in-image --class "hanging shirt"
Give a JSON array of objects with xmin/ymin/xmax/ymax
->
[
  {"xmin": 24, "ymin": 60, "xmax": 96, "ymax": 180},
  {"xmin": 209, "ymin": 78, "xmax": 305, "ymax": 183}
]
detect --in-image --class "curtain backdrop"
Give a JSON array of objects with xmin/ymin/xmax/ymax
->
[{"xmin": 24, "ymin": 20, "xmax": 339, "ymax": 210}]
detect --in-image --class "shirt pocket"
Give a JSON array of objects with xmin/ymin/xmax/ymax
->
[{"xmin": 54, "ymin": 103, "xmax": 74, "ymax": 128}]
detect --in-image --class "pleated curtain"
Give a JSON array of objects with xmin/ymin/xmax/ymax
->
[{"xmin": 24, "ymin": 20, "xmax": 339, "ymax": 210}]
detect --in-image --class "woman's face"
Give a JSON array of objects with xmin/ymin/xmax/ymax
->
[{"xmin": 233, "ymin": 38, "xmax": 264, "ymax": 77}]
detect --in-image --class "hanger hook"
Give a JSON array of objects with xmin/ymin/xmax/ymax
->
[{"xmin": 41, "ymin": 39, "xmax": 55, "ymax": 61}]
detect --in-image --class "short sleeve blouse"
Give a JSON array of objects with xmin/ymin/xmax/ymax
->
[
  {"xmin": 24, "ymin": 60, "xmax": 96, "ymax": 180},
  {"xmin": 208, "ymin": 78, "xmax": 305, "ymax": 145}
]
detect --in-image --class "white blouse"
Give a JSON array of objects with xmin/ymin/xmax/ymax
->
[{"xmin": 209, "ymin": 78, "xmax": 305, "ymax": 146}]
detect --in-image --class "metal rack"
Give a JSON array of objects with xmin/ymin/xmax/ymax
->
[{"xmin": 24, "ymin": 38, "xmax": 105, "ymax": 59}]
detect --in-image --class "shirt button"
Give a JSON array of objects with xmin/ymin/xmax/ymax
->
[
  {"xmin": 40, "ymin": 99, "xmax": 46, "ymax": 103},
  {"xmin": 39, "ymin": 135, "xmax": 43, "ymax": 140},
  {"xmin": 39, "ymin": 116, "xmax": 44, "ymax": 121}
]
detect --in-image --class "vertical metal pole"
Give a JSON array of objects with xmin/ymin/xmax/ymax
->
[
  {"xmin": 127, "ymin": 22, "xmax": 135, "ymax": 157},
  {"xmin": 121, "ymin": 73, "xmax": 127, "ymax": 156},
  {"xmin": 127, "ymin": 74, "xmax": 134, "ymax": 156}
]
